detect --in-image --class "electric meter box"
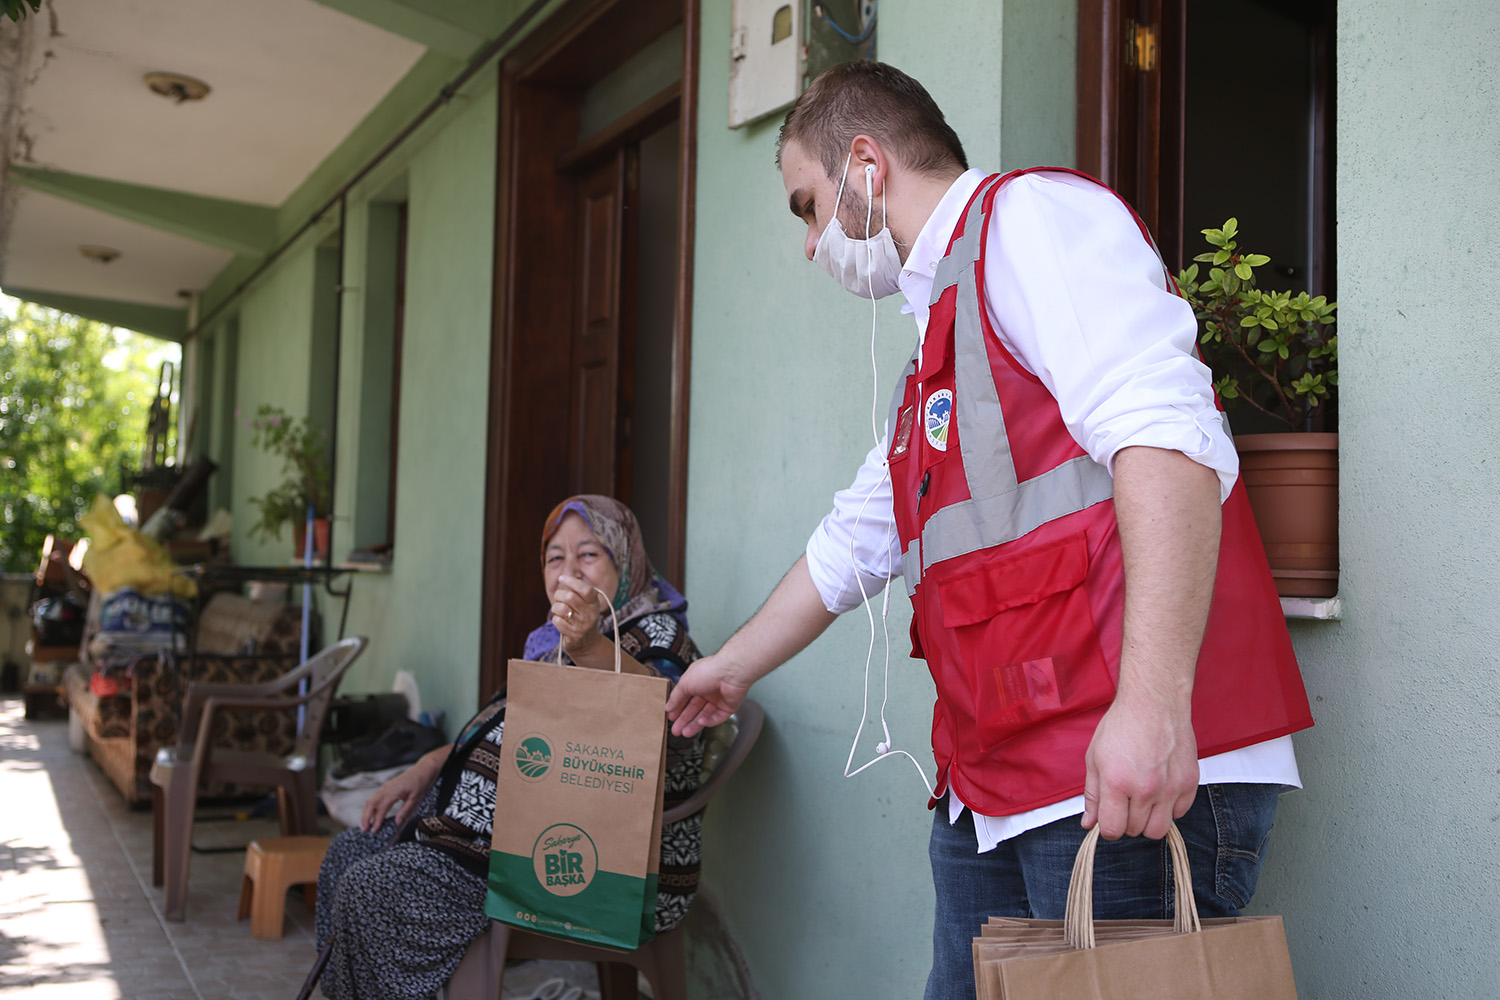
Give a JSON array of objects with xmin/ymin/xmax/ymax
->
[{"xmin": 729, "ymin": 0, "xmax": 877, "ymax": 128}]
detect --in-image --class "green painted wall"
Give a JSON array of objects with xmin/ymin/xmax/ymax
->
[
  {"xmin": 195, "ymin": 0, "xmax": 561, "ymax": 734},
  {"xmin": 577, "ymin": 24, "xmax": 684, "ymax": 140},
  {"xmin": 274, "ymin": 51, "xmax": 462, "ymax": 244},
  {"xmin": 309, "ymin": 244, "xmax": 341, "ymax": 435},
  {"xmin": 168, "ymin": 1, "xmax": 1500, "ymax": 996},
  {"xmin": 999, "ymin": 0, "xmax": 1075, "ymax": 170},
  {"xmin": 326, "ymin": 79, "xmax": 499, "ymax": 731},
  {"xmin": 195, "ymin": 316, "xmax": 241, "ymax": 512},
  {"xmin": 1245, "ymin": 4, "xmax": 1500, "ymax": 998},
  {"xmin": 347, "ymin": 200, "xmax": 402, "ymax": 552},
  {"xmin": 683, "ymin": 3, "xmax": 1069, "ymax": 997},
  {"xmin": 329, "ymin": 197, "xmax": 379, "ymax": 563},
  {"xmin": 230, "ymin": 227, "xmax": 331, "ymax": 565}
]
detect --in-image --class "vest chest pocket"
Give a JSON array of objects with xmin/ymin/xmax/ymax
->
[{"xmin": 935, "ymin": 532, "xmax": 1115, "ymax": 752}]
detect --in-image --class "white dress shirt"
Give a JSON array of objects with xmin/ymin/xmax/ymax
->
[{"xmin": 805, "ymin": 169, "xmax": 1299, "ymax": 852}]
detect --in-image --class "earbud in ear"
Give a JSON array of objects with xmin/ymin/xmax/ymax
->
[{"xmin": 864, "ymin": 163, "xmax": 875, "ymax": 197}]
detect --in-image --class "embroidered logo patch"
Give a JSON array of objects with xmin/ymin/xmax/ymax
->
[{"xmin": 924, "ymin": 390, "xmax": 953, "ymax": 451}]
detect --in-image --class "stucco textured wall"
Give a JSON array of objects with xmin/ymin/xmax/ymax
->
[
  {"xmin": 231, "ymin": 237, "xmax": 325, "ymax": 565},
  {"xmin": 684, "ymin": 3, "xmax": 1069, "ymax": 996},
  {"xmin": 223, "ymin": 80, "xmax": 496, "ymax": 729},
  {"xmin": 333, "ymin": 82, "xmax": 498, "ymax": 725},
  {"xmin": 1248, "ymin": 4, "xmax": 1500, "ymax": 998}
]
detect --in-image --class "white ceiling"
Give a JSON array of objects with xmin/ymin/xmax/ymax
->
[
  {"xmin": 0, "ymin": 0, "xmax": 427, "ymax": 314},
  {"xmin": 4, "ymin": 191, "xmax": 234, "ymax": 307}
]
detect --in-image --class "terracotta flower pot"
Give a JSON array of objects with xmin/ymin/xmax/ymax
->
[
  {"xmin": 1235, "ymin": 433, "xmax": 1338, "ymax": 598},
  {"xmin": 292, "ymin": 517, "xmax": 330, "ymax": 561}
]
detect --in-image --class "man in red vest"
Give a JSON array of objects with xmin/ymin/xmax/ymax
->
[{"xmin": 667, "ymin": 61, "xmax": 1312, "ymax": 1000}]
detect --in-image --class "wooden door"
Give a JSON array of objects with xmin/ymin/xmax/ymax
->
[
  {"xmin": 1078, "ymin": 0, "xmax": 1186, "ymax": 268},
  {"xmin": 480, "ymin": 0, "xmax": 697, "ymax": 703},
  {"xmin": 568, "ymin": 149, "xmax": 638, "ymax": 500}
]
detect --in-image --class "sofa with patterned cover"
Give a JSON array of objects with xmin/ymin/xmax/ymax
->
[{"xmin": 64, "ymin": 591, "xmax": 308, "ymax": 807}]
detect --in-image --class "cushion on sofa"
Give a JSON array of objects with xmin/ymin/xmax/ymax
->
[
  {"xmin": 195, "ymin": 592, "xmax": 304, "ymax": 657},
  {"xmin": 66, "ymin": 592, "xmax": 309, "ymax": 806}
]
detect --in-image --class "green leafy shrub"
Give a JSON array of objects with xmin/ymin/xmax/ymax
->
[
  {"xmin": 1177, "ymin": 219, "xmax": 1337, "ymax": 432},
  {"xmin": 3, "ymin": 1, "xmax": 43, "ymax": 25},
  {"xmin": 246, "ymin": 405, "xmax": 330, "ymax": 543}
]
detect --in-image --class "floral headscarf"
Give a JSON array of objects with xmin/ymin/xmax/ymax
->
[{"xmin": 521, "ymin": 495, "xmax": 689, "ymax": 662}]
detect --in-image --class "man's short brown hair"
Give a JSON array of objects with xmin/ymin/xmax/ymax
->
[{"xmin": 778, "ymin": 61, "xmax": 968, "ymax": 178}]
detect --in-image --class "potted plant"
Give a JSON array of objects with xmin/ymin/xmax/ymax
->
[
  {"xmin": 246, "ymin": 405, "xmax": 331, "ymax": 559},
  {"xmin": 1177, "ymin": 219, "xmax": 1339, "ymax": 598}
]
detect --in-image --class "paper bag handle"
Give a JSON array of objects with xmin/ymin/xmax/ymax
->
[
  {"xmin": 1062, "ymin": 821, "xmax": 1201, "ymax": 950},
  {"xmin": 553, "ymin": 585, "xmax": 622, "ymax": 674}
]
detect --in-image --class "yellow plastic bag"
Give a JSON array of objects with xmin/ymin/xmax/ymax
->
[{"xmin": 79, "ymin": 496, "xmax": 196, "ymax": 600}]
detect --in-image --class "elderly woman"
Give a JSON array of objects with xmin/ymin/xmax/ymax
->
[{"xmin": 315, "ymin": 496, "xmax": 703, "ymax": 1000}]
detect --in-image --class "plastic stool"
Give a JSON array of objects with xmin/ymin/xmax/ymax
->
[{"xmin": 237, "ymin": 835, "xmax": 330, "ymax": 939}]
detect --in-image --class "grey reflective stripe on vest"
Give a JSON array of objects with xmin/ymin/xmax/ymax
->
[{"xmin": 898, "ymin": 173, "xmax": 1115, "ymax": 593}]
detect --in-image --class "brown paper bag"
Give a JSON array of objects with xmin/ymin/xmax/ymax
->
[
  {"xmin": 972, "ymin": 823, "xmax": 1298, "ymax": 999},
  {"xmin": 484, "ymin": 646, "xmax": 669, "ymax": 950}
]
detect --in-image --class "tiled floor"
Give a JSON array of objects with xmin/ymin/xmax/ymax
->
[
  {"xmin": 0, "ymin": 696, "xmax": 608, "ymax": 1000},
  {"xmin": 0, "ymin": 694, "xmax": 324, "ymax": 999}
]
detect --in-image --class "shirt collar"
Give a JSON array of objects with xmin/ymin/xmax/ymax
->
[{"xmin": 897, "ymin": 168, "xmax": 988, "ymax": 323}]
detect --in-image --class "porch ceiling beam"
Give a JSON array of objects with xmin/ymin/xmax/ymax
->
[
  {"xmin": 2, "ymin": 286, "xmax": 188, "ymax": 343},
  {"xmin": 309, "ymin": 0, "xmax": 488, "ymax": 59},
  {"xmin": 7, "ymin": 166, "xmax": 277, "ymax": 257}
]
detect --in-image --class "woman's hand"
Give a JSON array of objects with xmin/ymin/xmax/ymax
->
[
  {"xmin": 358, "ymin": 746, "xmax": 449, "ymax": 832},
  {"xmin": 551, "ymin": 573, "xmax": 608, "ymax": 660},
  {"xmin": 549, "ymin": 573, "xmax": 652, "ymax": 675}
]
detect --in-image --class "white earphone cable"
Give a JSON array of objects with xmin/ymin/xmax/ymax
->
[
  {"xmin": 842, "ymin": 468, "xmax": 935, "ymax": 797},
  {"xmin": 843, "ymin": 163, "xmax": 936, "ymax": 797},
  {"xmin": 865, "ymin": 165, "xmax": 881, "ymax": 448}
]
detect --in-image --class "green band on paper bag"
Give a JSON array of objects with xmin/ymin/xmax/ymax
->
[{"xmin": 486, "ymin": 850, "xmax": 657, "ymax": 950}]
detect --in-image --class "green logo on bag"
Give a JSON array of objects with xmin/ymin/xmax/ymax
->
[
  {"xmin": 514, "ymin": 734, "xmax": 553, "ymax": 781},
  {"xmin": 532, "ymin": 823, "xmax": 598, "ymax": 896}
]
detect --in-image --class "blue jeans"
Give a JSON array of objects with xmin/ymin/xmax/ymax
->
[{"xmin": 924, "ymin": 782, "xmax": 1280, "ymax": 1000}]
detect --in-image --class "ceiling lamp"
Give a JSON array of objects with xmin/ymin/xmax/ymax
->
[
  {"xmin": 143, "ymin": 72, "xmax": 211, "ymax": 104},
  {"xmin": 79, "ymin": 245, "xmax": 121, "ymax": 264}
]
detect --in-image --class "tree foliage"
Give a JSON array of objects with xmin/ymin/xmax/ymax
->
[{"xmin": 0, "ymin": 299, "xmax": 176, "ymax": 572}]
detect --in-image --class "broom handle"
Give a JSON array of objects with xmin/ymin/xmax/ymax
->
[{"xmin": 1063, "ymin": 821, "xmax": 1202, "ymax": 950}]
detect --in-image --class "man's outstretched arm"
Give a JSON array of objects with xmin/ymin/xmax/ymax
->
[
  {"xmin": 1082, "ymin": 445, "xmax": 1221, "ymax": 841},
  {"xmin": 666, "ymin": 555, "xmax": 838, "ymax": 737}
]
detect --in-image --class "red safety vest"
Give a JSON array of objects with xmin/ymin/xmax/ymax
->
[{"xmin": 888, "ymin": 168, "xmax": 1314, "ymax": 817}]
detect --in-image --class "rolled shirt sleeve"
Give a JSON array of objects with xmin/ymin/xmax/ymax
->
[
  {"xmin": 804, "ymin": 439, "xmax": 903, "ymax": 615},
  {"xmin": 983, "ymin": 172, "xmax": 1239, "ymax": 501}
]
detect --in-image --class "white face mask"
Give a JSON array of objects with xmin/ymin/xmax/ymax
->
[{"xmin": 813, "ymin": 153, "xmax": 903, "ymax": 299}]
